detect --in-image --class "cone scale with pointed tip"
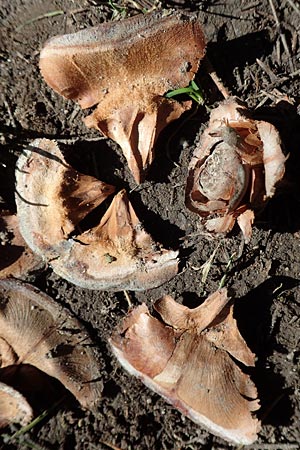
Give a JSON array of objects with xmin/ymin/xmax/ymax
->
[
  {"xmin": 15, "ymin": 139, "xmax": 178, "ymax": 291},
  {"xmin": 51, "ymin": 189, "xmax": 179, "ymax": 291},
  {"xmin": 39, "ymin": 11, "xmax": 206, "ymax": 183},
  {"xmin": 0, "ymin": 279, "xmax": 102, "ymax": 409},
  {"xmin": 110, "ymin": 289, "xmax": 261, "ymax": 445},
  {"xmin": 0, "ymin": 211, "xmax": 44, "ymax": 279},
  {"xmin": 186, "ymin": 98, "xmax": 286, "ymax": 243}
]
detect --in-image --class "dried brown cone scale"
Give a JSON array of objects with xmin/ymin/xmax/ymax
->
[
  {"xmin": 0, "ymin": 211, "xmax": 44, "ymax": 280},
  {"xmin": 15, "ymin": 139, "xmax": 178, "ymax": 291},
  {"xmin": 50, "ymin": 189, "xmax": 179, "ymax": 291},
  {"xmin": 15, "ymin": 138, "xmax": 115, "ymax": 259},
  {"xmin": 0, "ymin": 381, "xmax": 33, "ymax": 428},
  {"xmin": 110, "ymin": 288, "xmax": 261, "ymax": 445},
  {"xmin": 186, "ymin": 98, "xmax": 286, "ymax": 242},
  {"xmin": 0, "ymin": 278, "xmax": 102, "ymax": 409},
  {"xmin": 39, "ymin": 11, "xmax": 206, "ymax": 183}
]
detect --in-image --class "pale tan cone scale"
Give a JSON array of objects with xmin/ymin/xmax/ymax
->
[
  {"xmin": 15, "ymin": 138, "xmax": 115, "ymax": 259},
  {"xmin": 110, "ymin": 288, "xmax": 261, "ymax": 445},
  {"xmin": 15, "ymin": 139, "xmax": 178, "ymax": 291},
  {"xmin": 186, "ymin": 97, "xmax": 286, "ymax": 243},
  {"xmin": 0, "ymin": 279, "xmax": 102, "ymax": 409},
  {"xmin": 50, "ymin": 189, "xmax": 179, "ymax": 291},
  {"xmin": 0, "ymin": 381, "xmax": 33, "ymax": 428},
  {"xmin": 39, "ymin": 11, "xmax": 206, "ymax": 183},
  {"xmin": 0, "ymin": 212, "xmax": 44, "ymax": 279}
]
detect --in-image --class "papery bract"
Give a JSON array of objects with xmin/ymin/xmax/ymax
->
[
  {"xmin": 186, "ymin": 98, "xmax": 286, "ymax": 242},
  {"xmin": 40, "ymin": 11, "xmax": 206, "ymax": 183}
]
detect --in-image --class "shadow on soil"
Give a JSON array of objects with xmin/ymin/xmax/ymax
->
[{"xmin": 235, "ymin": 276, "xmax": 299, "ymax": 426}]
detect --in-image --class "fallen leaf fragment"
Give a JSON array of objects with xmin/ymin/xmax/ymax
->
[
  {"xmin": 110, "ymin": 289, "xmax": 260, "ymax": 445},
  {"xmin": 15, "ymin": 139, "xmax": 178, "ymax": 291},
  {"xmin": 0, "ymin": 211, "xmax": 44, "ymax": 279},
  {"xmin": 0, "ymin": 381, "xmax": 33, "ymax": 428},
  {"xmin": 39, "ymin": 11, "xmax": 206, "ymax": 183},
  {"xmin": 0, "ymin": 278, "xmax": 102, "ymax": 409},
  {"xmin": 186, "ymin": 97, "xmax": 286, "ymax": 242}
]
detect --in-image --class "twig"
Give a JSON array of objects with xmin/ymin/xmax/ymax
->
[
  {"xmin": 286, "ymin": 0, "xmax": 300, "ymax": 16},
  {"xmin": 256, "ymin": 58, "xmax": 278, "ymax": 82},
  {"xmin": 292, "ymin": 31, "xmax": 298, "ymax": 53},
  {"xmin": 99, "ymin": 441, "xmax": 122, "ymax": 450},
  {"xmin": 218, "ymin": 252, "xmax": 236, "ymax": 289},
  {"xmin": 39, "ymin": 90, "xmax": 56, "ymax": 112},
  {"xmin": 127, "ymin": 0, "xmax": 159, "ymax": 12},
  {"xmin": 241, "ymin": 1, "xmax": 261, "ymax": 10},
  {"xmin": 263, "ymin": 67, "xmax": 300, "ymax": 89},
  {"xmin": 15, "ymin": 51, "xmax": 30, "ymax": 64},
  {"xmin": 55, "ymin": 136, "xmax": 107, "ymax": 143},
  {"xmin": 268, "ymin": 0, "xmax": 294, "ymax": 71},
  {"xmin": 199, "ymin": 243, "xmax": 221, "ymax": 286},
  {"xmin": 16, "ymin": 10, "xmax": 64, "ymax": 32},
  {"xmin": 276, "ymin": 38, "xmax": 281, "ymax": 64},
  {"xmin": 203, "ymin": 58, "xmax": 230, "ymax": 99},
  {"xmin": 255, "ymin": 94, "xmax": 272, "ymax": 108},
  {"xmin": 3, "ymin": 95, "xmax": 17, "ymax": 128},
  {"xmin": 251, "ymin": 444, "xmax": 298, "ymax": 449},
  {"xmin": 123, "ymin": 290, "xmax": 132, "ymax": 308}
]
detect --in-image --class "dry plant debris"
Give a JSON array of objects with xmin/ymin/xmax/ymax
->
[
  {"xmin": 0, "ymin": 278, "xmax": 102, "ymax": 412},
  {"xmin": 110, "ymin": 288, "xmax": 260, "ymax": 445},
  {"xmin": 0, "ymin": 381, "xmax": 33, "ymax": 428},
  {"xmin": 0, "ymin": 211, "xmax": 44, "ymax": 279},
  {"xmin": 15, "ymin": 139, "xmax": 178, "ymax": 291},
  {"xmin": 186, "ymin": 97, "xmax": 286, "ymax": 242},
  {"xmin": 39, "ymin": 11, "xmax": 206, "ymax": 183}
]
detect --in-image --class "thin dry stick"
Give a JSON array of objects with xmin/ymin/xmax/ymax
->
[
  {"xmin": 3, "ymin": 96, "xmax": 17, "ymax": 128},
  {"xmin": 241, "ymin": 1, "xmax": 261, "ymax": 11},
  {"xmin": 203, "ymin": 58, "xmax": 230, "ymax": 99},
  {"xmin": 286, "ymin": 0, "xmax": 300, "ymax": 16},
  {"xmin": 247, "ymin": 444, "xmax": 299, "ymax": 449},
  {"xmin": 268, "ymin": 0, "xmax": 294, "ymax": 71},
  {"xmin": 16, "ymin": 8, "xmax": 88, "ymax": 32},
  {"xmin": 99, "ymin": 441, "xmax": 122, "ymax": 450},
  {"xmin": 256, "ymin": 58, "xmax": 278, "ymax": 81},
  {"xmin": 123, "ymin": 290, "xmax": 132, "ymax": 308},
  {"xmin": 16, "ymin": 10, "xmax": 64, "ymax": 31}
]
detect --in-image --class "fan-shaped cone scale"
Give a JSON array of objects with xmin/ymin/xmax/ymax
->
[
  {"xmin": 0, "ymin": 211, "xmax": 44, "ymax": 279},
  {"xmin": 110, "ymin": 288, "xmax": 261, "ymax": 445},
  {"xmin": 186, "ymin": 98, "xmax": 286, "ymax": 242},
  {"xmin": 50, "ymin": 189, "xmax": 179, "ymax": 291},
  {"xmin": 15, "ymin": 139, "xmax": 178, "ymax": 291},
  {"xmin": 0, "ymin": 381, "xmax": 33, "ymax": 428},
  {"xmin": 0, "ymin": 279, "xmax": 102, "ymax": 409},
  {"xmin": 15, "ymin": 138, "xmax": 115, "ymax": 259},
  {"xmin": 39, "ymin": 11, "xmax": 206, "ymax": 183}
]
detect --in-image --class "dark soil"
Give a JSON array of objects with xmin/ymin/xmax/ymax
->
[{"xmin": 1, "ymin": 0, "xmax": 300, "ymax": 449}]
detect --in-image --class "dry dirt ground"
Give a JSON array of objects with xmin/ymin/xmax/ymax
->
[{"xmin": 1, "ymin": 0, "xmax": 300, "ymax": 449}]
